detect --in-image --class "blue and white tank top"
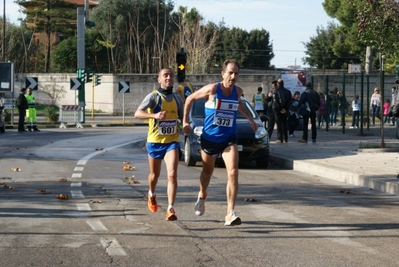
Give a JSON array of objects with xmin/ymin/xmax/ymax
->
[{"xmin": 202, "ymin": 83, "xmax": 239, "ymax": 142}]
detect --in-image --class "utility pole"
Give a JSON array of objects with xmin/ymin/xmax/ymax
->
[{"xmin": 77, "ymin": 7, "xmax": 85, "ymax": 122}]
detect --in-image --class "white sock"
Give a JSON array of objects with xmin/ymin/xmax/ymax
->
[
  {"xmin": 148, "ymin": 190, "xmax": 155, "ymax": 197},
  {"xmin": 168, "ymin": 205, "xmax": 174, "ymax": 210}
]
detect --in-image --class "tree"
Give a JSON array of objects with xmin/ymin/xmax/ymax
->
[
  {"xmin": 170, "ymin": 6, "xmax": 219, "ymax": 74},
  {"xmin": 15, "ymin": 0, "xmax": 78, "ymax": 72},
  {"xmin": 353, "ymin": 0, "xmax": 399, "ymax": 71},
  {"xmin": 303, "ymin": 22, "xmax": 358, "ymax": 69}
]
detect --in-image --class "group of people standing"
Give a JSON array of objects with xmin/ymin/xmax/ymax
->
[
  {"xmin": 253, "ymin": 80, "xmax": 320, "ymax": 143},
  {"xmin": 16, "ymin": 87, "xmax": 40, "ymax": 132}
]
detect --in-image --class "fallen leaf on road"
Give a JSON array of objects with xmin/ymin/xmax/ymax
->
[
  {"xmin": 89, "ymin": 200, "xmax": 103, "ymax": 203},
  {"xmin": 37, "ymin": 189, "xmax": 52, "ymax": 194},
  {"xmin": 10, "ymin": 168, "xmax": 21, "ymax": 172},
  {"xmin": 58, "ymin": 178, "xmax": 68, "ymax": 182},
  {"xmin": 245, "ymin": 198, "xmax": 259, "ymax": 202},
  {"xmin": 95, "ymin": 147, "xmax": 103, "ymax": 151},
  {"xmin": 3, "ymin": 185, "xmax": 15, "ymax": 189},
  {"xmin": 340, "ymin": 189, "xmax": 353, "ymax": 194},
  {"xmin": 56, "ymin": 194, "xmax": 69, "ymax": 200}
]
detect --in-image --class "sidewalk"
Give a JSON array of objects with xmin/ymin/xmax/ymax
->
[{"xmin": 269, "ymin": 124, "xmax": 399, "ymax": 195}]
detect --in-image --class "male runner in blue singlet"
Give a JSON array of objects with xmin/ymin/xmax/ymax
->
[{"xmin": 183, "ymin": 59, "xmax": 258, "ymax": 226}]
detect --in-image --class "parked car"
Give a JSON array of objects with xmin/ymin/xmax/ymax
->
[
  {"xmin": 0, "ymin": 106, "xmax": 5, "ymax": 133},
  {"xmin": 180, "ymin": 97, "xmax": 269, "ymax": 168}
]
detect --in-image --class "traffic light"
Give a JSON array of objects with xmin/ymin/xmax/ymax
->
[
  {"xmin": 77, "ymin": 69, "xmax": 86, "ymax": 83},
  {"xmin": 95, "ymin": 74, "xmax": 102, "ymax": 86},
  {"xmin": 176, "ymin": 47, "xmax": 186, "ymax": 80},
  {"xmin": 85, "ymin": 20, "xmax": 96, "ymax": 28},
  {"xmin": 86, "ymin": 71, "xmax": 94, "ymax": 83}
]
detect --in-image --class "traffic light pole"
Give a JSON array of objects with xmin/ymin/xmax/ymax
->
[{"xmin": 77, "ymin": 7, "xmax": 85, "ymax": 123}]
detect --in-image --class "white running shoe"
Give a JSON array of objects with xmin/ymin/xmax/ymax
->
[
  {"xmin": 194, "ymin": 192, "xmax": 206, "ymax": 216},
  {"xmin": 224, "ymin": 211, "xmax": 241, "ymax": 226}
]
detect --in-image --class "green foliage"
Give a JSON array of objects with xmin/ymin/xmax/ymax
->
[
  {"xmin": 3, "ymin": 110, "xmax": 12, "ymax": 123},
  {"xmin": 12, "ymin": 0, "xmax": 276, "ymax": 74},
  {"xmin": 353, "ymin": 0, "xmax": 399, "ymax": 54},
  {"xmin": 43, "ymin": 105, "xmax": 59, "ymax": 123}
]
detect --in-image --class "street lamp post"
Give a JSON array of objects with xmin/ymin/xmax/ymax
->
[{"xmin": 380, "ymin": 54, "xmax": 386, "ymax": 148}]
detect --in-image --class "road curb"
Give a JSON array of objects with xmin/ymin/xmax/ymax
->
[{"xmin": 270, "ymin": 154, "xmax": 399, "ymax": 195}]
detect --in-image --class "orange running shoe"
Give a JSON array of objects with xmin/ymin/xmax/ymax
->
[
  {"xmin": 148, "ymin": 194, "xmax": 158, "ymax": 212},
  {"xmin": 166, "ymin": 207, "xmax": 177, "ymax": 221}
]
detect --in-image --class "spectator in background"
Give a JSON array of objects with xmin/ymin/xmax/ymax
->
[
  {"xmin": 175, "ymin": 75, "xmax": 193, "ymax": 103},
  {"xmin": 16, "ymin": 87, "xmax": 28, "ymax": 132},
  {"xmin": 272, "ymin": 79, "xmax": 292, "ymax": 143},
  {"xmin": 383, "ymin": 98, "xmax": 391, "ymax": 125},
  {"xmin": 288, "ymin": 91, "xmax": 300, "ymax": 138},
  {"xmin": 252, "ymin": 86, "xmax": 266, "ymax": 115},
  {"xmin": 266, "ymin": 80, "xmax": 277, "ymax": 139},
  {"xmin": 370, "ymin": 87, "xmax": 381, "ymax": 126},
  {"xmin": 317, "ymin": 92, "xmax": 326, "ymax": 128},
  {"xmin": 350, "ymin": 95, "xmax": 360, "ymax": 129},
  {"xmin": 329, "ymin": 88, "xmax": 339, "ymax": 126},
  {"xmin": 298, "ymin": 81, "xmax": 320, "ymax": 143},
  {"xmin": 337, "ymin": 90, "xmax": 348, "ymax": 126},
  {"xmin": 25, "ymin": 88, "xmax": 40, "ymax": 132},
  {"xmin": 390, "ymin": 87, "xmax": 396, "ymax": 126}
]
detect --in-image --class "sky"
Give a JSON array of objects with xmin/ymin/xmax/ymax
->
[{"xmin": 1, "ymin": 0, "xmax": 335, "ymax": 69}]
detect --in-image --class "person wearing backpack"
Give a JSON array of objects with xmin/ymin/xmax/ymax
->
[{"xmin": 298, "ymin": 81, "xmax": 320, "ymax": 143}]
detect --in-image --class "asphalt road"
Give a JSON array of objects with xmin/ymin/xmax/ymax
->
[{"xmin": 0, "ymin": 127, "xmax": 398, "ymax": 267}]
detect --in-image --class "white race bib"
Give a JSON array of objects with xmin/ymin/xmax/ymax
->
[
  {"xmin": 158, "ymin": 120, "xmax": 177, "ymax": 135},
  {"xmin": 213, "ymin": 110, "xmax": 234, "ymax": 127}
]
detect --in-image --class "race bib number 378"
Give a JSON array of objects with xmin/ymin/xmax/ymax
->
[
  {"xmin": 213, "ymin": 110, "xmax": 234, "ymax": 127},
  {"xmin": 158, "ymin": 120, "xmax": 177, "ymax": 135}
]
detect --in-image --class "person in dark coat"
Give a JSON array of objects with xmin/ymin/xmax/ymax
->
[
  {"xmin": 298, "ymin": 81, "xmax": 320, "ymax": 143},
  {"xmin": 16, "ymin": 87, "xmax": 28, "ymax": 132},
  {"xmin": 272, "ymin": 79, "xmax": 292, "ymax": 143},
  {"xmin": 266, "ymin": 80, "xmax": 277, "ymax": 139}
]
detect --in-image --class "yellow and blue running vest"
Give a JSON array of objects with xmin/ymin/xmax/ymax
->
[{"xmin": 147, "ymin": 91, "xmax": 180, "ymax": 143}]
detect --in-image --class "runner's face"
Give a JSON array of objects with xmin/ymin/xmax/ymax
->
[
  {"xmin": 222, "ymin": 63, "xmax": 239, "ymax": 87},
  {"xmin": 158, "ymin": 69, "xmax": 174, "ymax": 89}
]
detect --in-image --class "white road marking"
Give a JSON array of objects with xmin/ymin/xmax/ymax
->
[
  {"xmin": 71, "ymin": 190, "xmax": 84, "ymax": 198},
  {"xmin": 76, "ymin": 203, "xmax": 91, "ymax": 211},
  {"xmin": 74, "ymin": 167, "xmax": 84, "ymax": 171},
  {"xmin": 86, "ymin": 220, "xmax": 108, "ymax": 231},
  {"xmin": 76, "ymin": 140, "xmax": 140, "ymax": 166},
  {"xmin": 100, "ymin": 238, "xmax": 127, "ymax": 256},
  {"xmin": 70, "ymin": 182, "xmax": 82, "ymax": 187},
  {"xmin": 72, "ymin": 173, "xmax": 82, "ymax": 178}
]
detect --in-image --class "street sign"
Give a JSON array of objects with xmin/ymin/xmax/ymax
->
[
  {"xmin": 26, "ymin": 77, "xmax": 38, "ymax": 90},
  {"xmin": 0, "ymin": 62, "xmax": 14, "ymax": 92},
  {"xmin": 118, "ymin": 81, "xmax": 130, "ymax": 93},
  {"xmin": 70, "ymin": 78, "xmax": 81, "ymax": 90}
]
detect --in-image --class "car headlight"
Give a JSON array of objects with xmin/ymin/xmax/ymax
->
[
  {"xmin": 255, "ymin": 126, "xmax": 267, "ymax": 139},
  {"xmin": 193, "ymin": 126, "xmax": 203, "ymax": 137}
]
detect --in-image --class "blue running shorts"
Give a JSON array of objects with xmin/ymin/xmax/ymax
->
[{"xmin": 146, "ymin": 142, "xmax": 180, "ymax": 159}]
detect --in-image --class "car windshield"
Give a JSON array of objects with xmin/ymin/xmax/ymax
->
[{"xmin": 192, "ymin": 98, "xmax": 257, "ymax": 119}]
